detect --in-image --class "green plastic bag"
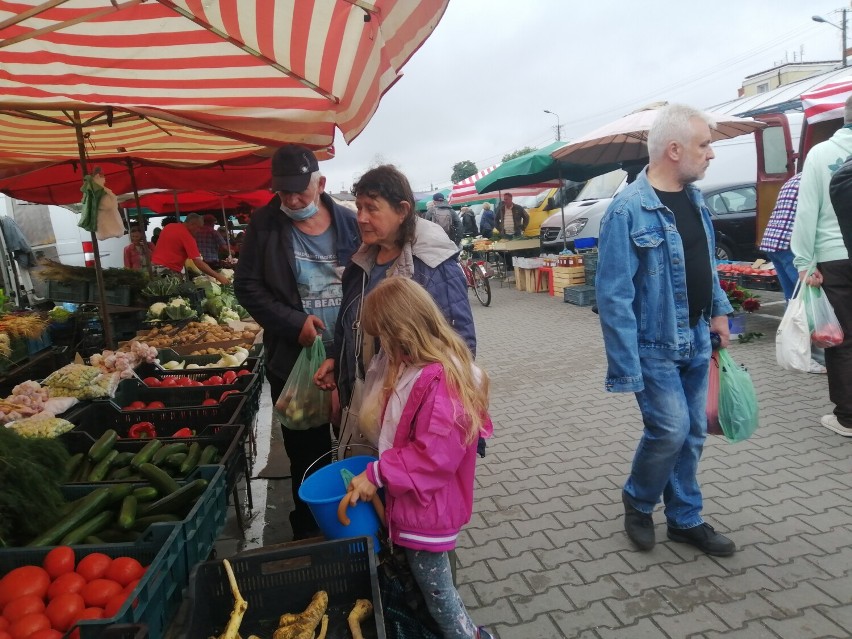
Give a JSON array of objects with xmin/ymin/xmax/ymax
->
[
  {"xmin": 717, "ymin": 348, "xmax": 759, "ymax": 443},
  {"xmin": 274, "ymin": 337, "xmax": 331, "ymax": 431}
]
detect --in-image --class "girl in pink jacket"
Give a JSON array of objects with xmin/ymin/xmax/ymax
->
[{"xmin": 347, "ymin": 277, "xmax": 493, "ymax": 639}]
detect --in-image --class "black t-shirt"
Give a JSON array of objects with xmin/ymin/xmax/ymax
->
[{"xmin": 655, "ymin": 188, "xmax": 712, "ymax": 326}]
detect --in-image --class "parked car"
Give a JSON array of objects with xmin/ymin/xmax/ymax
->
[{"xmin": 701, "ymin": 182, "xmax": 760, "ymax": 261}]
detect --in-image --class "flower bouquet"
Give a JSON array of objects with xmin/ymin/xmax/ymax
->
[{"xmin": 720, "ymin": 280, "xmax": 761, "ymax": 313}]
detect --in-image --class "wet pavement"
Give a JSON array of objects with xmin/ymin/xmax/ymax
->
[{"xmin": 215, "ymin": 282, "xmax": 852, "ymax": 639}]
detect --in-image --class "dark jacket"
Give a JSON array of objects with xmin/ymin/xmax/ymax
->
[
  {"xmin": 461, "ymin": 210, "xmax": 478, "ymax": 236},
  {"xmin": 330, "ymin": 217, "xmax": 477, "ymax": 407},
  {"xmin": 829, "ymin": 157, "xmax": 852, "ymax": 256},
  {"xmin": 431, "ymin": 202, "xmax": 464, "ymax": 244},
  {"xmin": 495, "ymin": 202, "xmax": 530, "ymax": 236},
  {"xmin": 479, "ymin": 208, "xmax": 495, "ymax": 237},
  {"xmin": 234, "ymin": 192, "xmax": 360, "ymax": 380}
]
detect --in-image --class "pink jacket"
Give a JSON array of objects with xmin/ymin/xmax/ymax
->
[{"xmin": 366, "ymin": 362, "xmax": 493, "ymax": 552}]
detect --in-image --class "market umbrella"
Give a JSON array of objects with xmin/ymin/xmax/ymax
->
[
  {"xmin": 551, "ymin": 102, "xmax": 767, "ymax": 166},
  {"xmin": 450, "ymin": 163, "xmax": 560, "ymax": 206},
  {"xmin": 122, "ymin": 190, "xmax": 273, "ymax": 215},
  {"xmin": 801, "ymin": 75, "xmax": 852, "ymax": 124}
]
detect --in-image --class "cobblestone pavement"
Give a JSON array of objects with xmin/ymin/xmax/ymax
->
[{"xmin": 460, "ymin": 285, "xmax": 852, "ymax": 639}]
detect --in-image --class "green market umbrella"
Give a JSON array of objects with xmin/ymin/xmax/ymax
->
[{"xmin": 415, "ymin": 188, "xmax": 450, "ymax": 212}]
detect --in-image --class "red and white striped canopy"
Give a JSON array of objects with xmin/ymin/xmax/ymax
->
[
  {"xmin": 802, "ymin": 76, "xmax": 852, "ymax": 124},
  {"xmin": 0, "ymin": 0, "xmax": 448, "ymax": 153},
  {"xmin": 449, "ymin": 163, "xmax": 559, "ymax": 205}
]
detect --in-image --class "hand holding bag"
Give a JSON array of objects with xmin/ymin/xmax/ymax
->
[
  {"xmin": 803, "ymin": 283, "xmax": 845, "ymax": 348},
  {"xmin": 717, "ymin": 348, "xmax": 759, "ymax": 443},
  {"xmin": 776, "ymin": 278, "xmax": 812, "ymax": 372}
]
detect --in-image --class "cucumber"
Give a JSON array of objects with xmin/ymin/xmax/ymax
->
[
  {"xmin": 132, "ymin": 486, "xmax": 159, "ymax": 502},
  {"xmin": 88, "ymin": 429, "xmax": 118, "ymax": 462},
  {"xmin": 65, "ymin": 453, "xmax": 85, "ymax": 481},
  {"xmin": 199, "ymin": 445, "xmax": 218, "ymax": 466},
  {"xmin": 131, "ymin": 514, "xmax": 182, "ymax": 532},
  {"xmin": 108, "ymin": 466, "xmax": 135, "ymax": 480},
  {"xmin": 179, "ymin": 442, "xmax": 202, "ymax": 475},
  {"xmin": 130, "ymin": 439, "xmax": 163, "ymax": 470},
  {"xmin": 143, "ymin": 479, "xmax": 208, "ymax": 517},
  {"xmin": 138, "ymin": 463, "xmax": 180, "ymax": 495},
  {"xmin": 84, "ymin": 535, "xmax": 104, "ymax": 544},
  {"xmin": 118, "ymin": 495, "xmax": 137, "ymax": 530},
  {"xmin": 152, "ymin": 442, "xmax": 189, "ymax": 465},
  {"xmin": 106, "ymin": 483, "xmax": 134, "ymax": 504},
  {"xmin": 88, "ymin": 449, "xmax": 118, "ymax": 482},
  {"xmin": 163, "ymin": 453, "xmax": 187, "ymax": 469},
  {"xmin": 73, "ymin": 458, "xmax": 93, "ymax": 482},
  {"xmin": 61, "ymin": 510, "xmax": 114, "ymax": 545},
  {"xmin": 98, "ymin": 528, "xmax": 142, "ymax": 543},
  {"xmin": 111, "ymin": 452, "xmax": 136, "ymax": 468},
  {"xmin": 29, "ymin": 487, "xmax": 111, "ymax": 546}
]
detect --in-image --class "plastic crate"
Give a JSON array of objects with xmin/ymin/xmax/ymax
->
[
  {"xmin": 89, "ymin": 285, "xmax": 133, "ymax": 307},
  {"xmin": 97, "ymin": 626, "xmax": 148, "ymax": 639},
  {"xmin": 564, "ymin": 284, "xmax": 597, "ymax": 306},
  {"xmin": 140, "ymin": 353, "xmax": 262, "ymax": 376},
  {"xmin": 47, "ymin": 280, "xmax": 89, "ymax": 303},
  {"xmin": 0, "ymin": 525, "xmax": 183, "ymax": 639},
  {"xmin": 0, "ymin": 336, "xmax": 29, "ymax": 373},
  {"xmin": 182, "ymin": 537, "xmax": 385, "ymax": 639},
  {"xmin": 26, "ymin": 329, "xmax": 53, "ymax": 356},
  {"xmin": 740, "ymin": 273, "xmax": 781, "ymax": 291},
  {"xmin": 64, "ymin": 394, "xmax": 246, "ymax": 438}
]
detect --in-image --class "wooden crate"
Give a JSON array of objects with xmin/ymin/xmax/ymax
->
[
  {"xmin": 553, "ymin": 266, "xmax": 586, "ymax": 292},
  {"xmin": 513, "ymin": 267, "xmax": 528, "ymax": 291}
]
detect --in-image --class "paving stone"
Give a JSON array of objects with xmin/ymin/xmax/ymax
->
[
  {"xmin": 703, "ymin": 619, "xmax": 783, "ymax": 638},
  {"xmin": 707, "ymin": 568, "xmax": 784, "ymax": 597},
  {"xmin": 552, "ymin": 600, "xmax": 621, "ymax": 637},
  {"xmin": 595, "ymin": 617, "xmax": 669, "ymax": 638},
  {"xmin": 758, "ymin": 556, "xmax": 837, "ymax": 588},
  {"xmin": 810, "ymin": 573, "xmax": 852, "ymax": 605},
  {"xmin": 652, "ymin": 604, "xmax": 730, "ymax": 637},
  {"xmin": 510, "ymin": 585, "xmax": 575, "ymax": 622},
  {"xmin": 762, "ymin": 607, "xmax": 848, "ymax": 639},
  {"xmin": 762, "ymin": 581, "xmax": 843, "ymax": 613},
  {"xmin": 491, "ymin": 614, "xmax": 561, "ymax": 639},
  {"xmin": 604, "ymin": 589, "xmax": 677, "ymax": 625},
  {"xmin": 818, "ymin": 603, "xmax": 852, "ymax": 635},
  {"xmin": 471, "ymin": 572, "xmax": 534, "ymax": 606},
  {"xmin": 703, "ymin": 592, "xmax": 784, "ymax": 630},
  {"xmin": 487, "ymin": 549, "xmax": 545, "ymax": 581}
]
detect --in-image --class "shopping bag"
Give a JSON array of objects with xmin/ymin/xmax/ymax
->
[
  {"xmin": 803, "ymin": 284, "xmax": 845, "ymax": 348},
  {"xmin": 337, "ymin": 351, "xmax": 387, "ymax": 459},
  {"xmin": 706, "ymin": 352, "xmax": 722, "ymax": 436},
  {"xmin": 717, "ymin": 349, "xmax": 759, "ymax": 443},
  {"xmin": 274, "ymin": 337, "xmax": 331, "ymax": 430},
  {"xmin": 775, "ymin": 279, "xmax": 812, "ymax": 372}
]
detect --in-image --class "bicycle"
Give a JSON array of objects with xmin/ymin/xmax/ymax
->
[{"xmin": 460, "ymin": 250, "xmax": 492, "ymax": 307}]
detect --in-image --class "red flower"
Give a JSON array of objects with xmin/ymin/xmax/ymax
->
[
  {"xmin": 742, "ymin": 297, "xmax": 761, "ymax": 313},
  {"xmin": 730, "ymin": 289, "xmax": 745, "ymax": 301}
]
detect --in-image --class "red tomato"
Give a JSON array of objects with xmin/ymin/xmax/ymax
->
[
  {"xmin": 123, "ymin": 401, "xmax": 146, "ymax": 411},
  {"xmin": 175, "ymin": 377, "xmax": 193, "ymax": 387},
  {"xmin": 46, "ymin": 573, "xmax": 86, "ymax": 601},
  {"xmin": 190, "ymin": 380, "xmax": 205, "ymax": 387},
  {"xmin": 206, "ymin": 375, "xmax": 224, "ymax": 386},
  {"xmin": 104, "ymin": 558, "xmax": 144, "ymax": 588},
  {"xmin": 222, "ymin": 371, "xmax": 237, "ymax": 384},
  {"xmin": 142, "ymin": 377, "xmax": 161, "ymax": 387},
  {"xmin": 145, "ymin": 401, "xmax": 166, "ymax": 410},
  {"xmin": 236, "ymin": 369, "xmax": 251, "ymax": 377},
  {"xmin": 75, "ymin": 554, "xmax": 112, "ymax": 583},
  {"xmin": 159, "ymin": 377, "xmax": 177, "ymax": 387},
  {"xmin": 67, "ymin": 609, "xmax": 104, "ymax": 639},
  {"xmin": 201, "ymin": 398, "xmax": 218, "ymax": 406},
  {"xmin": 102, "ymin": 591, "xmax": 128, "ymax": 618},
  {"xmin": 0, "ymin": 618, "xmax": 8, "ymax": 632},
  {"xmin": 27, "ymin": 630, "xmax": 62, "ymax": 639},
  {"xmin": 8, "ymin": 613, "xmax": 50, "ymax": 639},
  {"xmin": 2, "ymin": 596, "xmax": 45, "ymax": 623},
  {"xmin": 80, "ymin": 581, "xmax": 122, "ymax": 609},
  {"xmin": 42, "ymin": 546, "xmax": 75, "ymax": 581},
  {"xmin": 0, "ymin": 631, "xmax": 10, "ymax": 639},
  {"xmin": 121, "ymin": 579, "xmax": 140, "ymax": 595},
  {"xmin": 219, "ymin": 390, "xmax": 239, "ymax": 403},
  {"xmin": 45, "ymin": 594, "xmax": 85, "ymax": 632},
  {"xmin": 0, "ymin": 567, "xmax": 51, "ymax": 608}
]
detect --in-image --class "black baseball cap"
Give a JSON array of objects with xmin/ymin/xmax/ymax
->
[{"xmin": 271, "ymin": 145, "xmax": 319, "ymax": 192}]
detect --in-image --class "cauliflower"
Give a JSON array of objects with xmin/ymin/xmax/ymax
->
[
  {"xmin": 200, "ymin": 314, "xmax": 218, "ymax": 325},
  {"xmin": 147, "ymin": 302, "xmax": 168, "ymax": 321},
  {"xmin": 218, "ymin": 308, "xmax": 240, "ymax": 324},
  {"xmin": 165, "ymin": 296, "xmax": 197, "ymax": 321},
  {"xmin": 169, "ymin": 297, "xmax": 188, "ymax": 307},
  {"xmin": 219, "ymin": 268, "xmax": 235, "ymax": 282}
]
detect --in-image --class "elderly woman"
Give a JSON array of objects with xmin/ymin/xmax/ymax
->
[{"xmin": 316, "ymin": 164, "xmax": 476, "ymax": 420}]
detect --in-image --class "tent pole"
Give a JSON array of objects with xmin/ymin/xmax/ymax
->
[
  {"xmin": 125, "ymin": 159, "xmax": 153, "ymax": 278},
  {"xmin": 73, "ymin": 113, "xmax": 114, "ymax": 350},
  {"xmin": 559, "ymin": 165, "xmax": 567, "ymax": 252},
  {"xmin": 220, "ymin": 197, "xmax": 233, "ymax": 259}
]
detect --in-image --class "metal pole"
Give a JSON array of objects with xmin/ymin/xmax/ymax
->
[
  {"xmin": 125, "ymin": 159, "xmax": 153, "ymax": 278},
  {"xmin": 843, "ymin": 8, "xmax": 848, "ymax": 68},
  {"xmin": 220, "ymin": 197, "xmax": 233, "ymax": 259},
  {"xmin": 558, "ymin": 165, "xmax": 567, "ymax": 252}
]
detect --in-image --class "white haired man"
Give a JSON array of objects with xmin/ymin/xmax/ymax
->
[{"xmin": 597, "ymin": 104, "xmax": 736, "ymax": 556}]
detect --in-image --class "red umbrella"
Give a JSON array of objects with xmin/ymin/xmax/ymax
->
[{"xmin": 122, "ymin": 190, "xmax": 273, "ymax": 215}]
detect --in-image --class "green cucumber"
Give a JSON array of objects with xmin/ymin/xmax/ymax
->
[
  {"xmin": 130, "ymin": 439, "xmax": 163, "ymax": 470},
  {"xmin": 132, "ymin": 486, "xmax": 159, "ymax": 502},
  {"xmin": 29, "ymin": 487, "xmax": 111, "ymax": 546},
  {"xmin": 88, "ymin": 449, "xmax": 118, "ymax": 482},
  {"xmin": 143, "ymin": 479, "xmax": 208, "ymax": 517},
  {"xmin": 152, "ymin": 442, "xmax": 189, "ymax": 465},
  {"xmin": 108, "ymin": 466, "xmax": 136, "ymax": 480},
  {"xmin": 61, "ymin": 510, "xmax": 114, "ymax": 545},
  {"xmin": 106, "ymin": 483, "xmax": 134, "ymax": 504},
  {"xmin": 88, "ymin": 429, "xmax": 118, "ymax": 462},
  {"xmin": 84, "ymin": 535, "xmax": 104, "ymax": 544},
  {"xmin": 179, "ymin": 442, "xmax": 202, "ymax": 475},
  {"xmin": 65, "ymin": 453, "xmax": 85, "ymax": 481},
  {"xmin": 118, "ymin": 495, "xmax": 137, "ymax": 530},
  {"xmin": 131, "ymin": 514, "xmax": 182, "ymax": 532},
  {"xmin": 111, "ymin": 452, "xmax": 136, "ymax": 468},
  {"xmin": 163, "ymin": 453, "xmax": 187, "ymax": 469},
  {"xmin": 73, "ymin": 458, "xmax": 93, "ymax": 482},
  {"xmin": 199, "ymin": 445, "xmax": 219, "ymax": 466},
  {"xmin": 138, "ymin": 463, "xmax": 180, "ymax": 495}
]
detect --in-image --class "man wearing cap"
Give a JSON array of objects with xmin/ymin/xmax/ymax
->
[
  {"xmin": 151, "ymin": 213, "xmax": 230, "ymax": 285},
  {"xmin": 430, "ymin": 192, "xmax": 463, "ymax": 245},
  {"xmin": 192, "ymin": 214, "xmax": 228, "ymax": 269},
  {"xmin": 234, "ymin": 145, "xmax": 360, "ymax": 539}
]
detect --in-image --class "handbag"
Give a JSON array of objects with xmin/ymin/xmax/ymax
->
[
  {"xmin": 776, "ymin": 278, "xmax": 812, "ymax": 372},
  {"xmin": 338, "ymin": 273, "xmax": 369, "ymax": 459}
]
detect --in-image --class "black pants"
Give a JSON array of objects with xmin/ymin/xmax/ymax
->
[
  {"xmin": 819, "ymin": 260, "xmax": 852, "ymax": 427},
  {"xmin": 269, "ymin": 372, "xmax": 333, "ymax": 536}
]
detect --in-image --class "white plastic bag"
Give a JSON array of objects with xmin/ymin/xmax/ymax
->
[{"xmin": 776, "ymin": 279, "xmax": 811, "ymax": 372}]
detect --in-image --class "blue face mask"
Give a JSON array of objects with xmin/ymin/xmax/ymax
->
[{"xmin": 280, "ymin": 200, "xmax": 318, "ymax": 221}]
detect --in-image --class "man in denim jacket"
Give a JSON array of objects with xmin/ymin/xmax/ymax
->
[{"xmin": 597, "ymin": 104, "xmax": 736, "ymax": 557}]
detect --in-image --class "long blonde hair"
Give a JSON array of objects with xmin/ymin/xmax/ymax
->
[{"xmin": 361, "ymin": 277, "xmax": 489, "ymax": 443}]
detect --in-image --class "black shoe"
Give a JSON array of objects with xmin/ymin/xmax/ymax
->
[
  {"xmin": 667, "ymin": 523, "xmax": 736, "ymax": 557},
  {"xmin": 622, "ymin": 492, "xmax": 655, "ymax": 550}
]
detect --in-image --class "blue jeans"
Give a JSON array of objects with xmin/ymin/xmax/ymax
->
[
  {"xmin": 405, "ymin": 549, "xmax": 476, "ymax": 639},
  {"xmin": 624, "ymin": 322, "xmax": 711, "ymax": 529},
  {"xmin": 765, "ymin": 249, "xmax": 798, "ymax": 302}
]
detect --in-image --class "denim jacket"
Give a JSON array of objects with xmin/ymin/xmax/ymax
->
[{"xmin": 596, "ymin": 169, "xmax": 733, "ymax": 393}]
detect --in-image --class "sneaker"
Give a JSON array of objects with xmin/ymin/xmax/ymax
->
[
  {"xmin": 622, "ymin": 492, "xmax": 655, "ymax": 550},
  {"xmin": 477, "ymin": 627, "xmax": 494, "ymax": 639},
  {"xmin": 808, "ymin": 360, "xmax": 827, "ymax": 374},
  {"xmin": 820, "ymin": 414, "xmax": 852, "ymax": 437},
  {"xmin": 667, "ymin": 523, "xmax": 736, "ymax": 556}
]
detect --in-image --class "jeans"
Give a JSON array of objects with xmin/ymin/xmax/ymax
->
[
  {"xmin": 624, "ymin": 321, "xmax": 711, "ymax": 529},
  {"xmin": 818, "ymin": 259, "xmax": 852, "ymax": 427},
  {"xmin": 765, "ymin": 249, "xmax": 798, "ymax": 301},
  {"xmin": 405, "ymin": 549, "xmax": 476, "ymax": 639}
]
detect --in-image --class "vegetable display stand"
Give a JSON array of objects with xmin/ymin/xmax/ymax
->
[
  {"xmin": 182, "ymin": 537, "xmax": 385, "ymax": 639},
  {"xmin": 47, "ymin": 279, "xmax": 90, "ymax": 303},
  {"xmin": 0, "ymin": 524, "xmax": 184, "ymax": 639}
]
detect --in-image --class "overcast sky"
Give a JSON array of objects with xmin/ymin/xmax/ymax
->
[{"xmin": 321, "ymin": 0, "xmax": 847, "ymax": 195}]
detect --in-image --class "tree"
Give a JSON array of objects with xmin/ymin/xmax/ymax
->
[
  {"xmin": 451, "ymin": 160, "xmax": 477, "ymax": 183},
  {"xmin": 502, "ymin": 146, "xmax": 538, "ymax": 162}
]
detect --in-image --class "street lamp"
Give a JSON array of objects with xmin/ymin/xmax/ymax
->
[
  {"xmin": 813, "ymin": 10, "xmax": 848, "ymax": 68},
  {"xmin": 543, "ymin": 109, "xmax": 561, "ymax": 141}
]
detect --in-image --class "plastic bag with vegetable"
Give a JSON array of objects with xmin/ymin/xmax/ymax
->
[
  {"xmin": 275, "ymin": 337, "xmax": 331, "ymax": 431},
  {"xmin": 802, "ymin": 284, "xmax": 844, "ymax": 348}
]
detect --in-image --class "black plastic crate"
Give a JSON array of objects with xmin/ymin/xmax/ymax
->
[
  {"xmin": 89, "ymin": 285, "xmax": 133, "ymax": 306},
  {"xmin": 182, "ymin": 538, "xmax": 385, "ymax": 639},
  {"xmin": 740, "ymin": 273, "xmax": 781, "ymax": 292},
  {"xmin": 47, "ymin": 279, "xmax": 89, "ymax": 303},
  {"xmin": 564, "ymin": 284, "xmax": 596, "ymax": 306},
  {"xmin": 136, "ymin": 355, "xmax": 262, "ymax": 378}
]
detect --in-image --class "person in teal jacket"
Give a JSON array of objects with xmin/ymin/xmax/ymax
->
[{"xmin": 790, "ymin": 95, "xmax": 852, "ymax": 438}]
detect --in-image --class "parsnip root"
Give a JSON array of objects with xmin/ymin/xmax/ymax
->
[
  {"xmin": 272, "ymin": 590, "xmax": 328, "ymax": 639},
  {"xmin": 213, "ymin": 559, "xmax": 248, "ymax": 639},
  {"xmin": 347, "ymin": 598, "xmax": 373, "ymax": 639}
]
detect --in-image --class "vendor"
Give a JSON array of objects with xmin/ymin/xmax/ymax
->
[
  {"xmin": 123, "ymin": 226, "xmax": 154, "ymax": 270},
  {"xmin": 192, "ymin": 214, "xmax": 228, "ymax": 269},
  {"xmin": 151, "ymin": 213, "xmax": 229, "ymax": 285}
]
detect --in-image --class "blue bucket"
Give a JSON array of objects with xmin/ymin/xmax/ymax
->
[{"xmin": 298, "ymin": 455, "xmax": 383, "ymax": 549}]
